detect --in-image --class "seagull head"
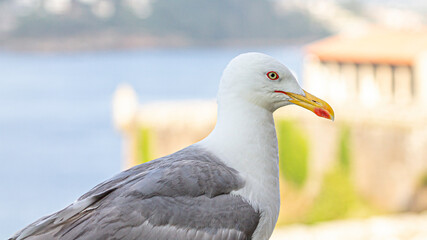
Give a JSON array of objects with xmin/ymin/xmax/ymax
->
[{"xmin": 218, "ymin": 52, "xmax": 334, "ymax": 120}]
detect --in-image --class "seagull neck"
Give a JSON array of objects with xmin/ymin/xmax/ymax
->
[
  {"xmin": 199, "ymin": 97, "xmax": 281, "ymax": 239},
  {"xmin": 200, "ymin": 98, "xmax": 279, "ymax": 171}
]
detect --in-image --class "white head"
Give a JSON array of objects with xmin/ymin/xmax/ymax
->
[{"xmin": 218, "ymin": 52, "xmax": 334, "ymax": 119}]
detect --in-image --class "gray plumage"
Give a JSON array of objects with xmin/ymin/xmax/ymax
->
[{"xmin": 10, "ymin": 146, "xmax": 260, "ymax": 240}]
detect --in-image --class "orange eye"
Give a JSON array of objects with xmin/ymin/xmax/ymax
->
[{"xmin": 267, "ymin": 71, "xmax": 279, "ymax": 80}]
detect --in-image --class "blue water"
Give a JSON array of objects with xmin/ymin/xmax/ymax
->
[{"xmin": 0, "ymin": 46, "xmax": 303, "ymax": 238}]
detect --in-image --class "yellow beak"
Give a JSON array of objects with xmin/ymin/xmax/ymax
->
[{"xmin": 276, "ymin": 90, "xmax": 335, "ymax": 120}]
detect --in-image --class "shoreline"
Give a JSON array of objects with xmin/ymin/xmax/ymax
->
[{"xmin": 0, "ymin": 33, "xmax": 316, "ymax": 53}]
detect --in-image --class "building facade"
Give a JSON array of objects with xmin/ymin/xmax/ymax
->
[
  {"xmin": 304, "ymin": 28, "xmax": 427, "ymax": 109},
  {"xmin": 302, "ymin": 28, "xmax": 427, "ymax": 211}
]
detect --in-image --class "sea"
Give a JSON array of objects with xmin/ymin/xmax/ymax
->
[{"xmin": 0, "ymin": 46, "xmax": 303, "ymax": 238}]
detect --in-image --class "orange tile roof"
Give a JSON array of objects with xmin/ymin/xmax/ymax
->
[{"xmin": 306, "ymin": 28, "xmax": 427, "ymax": 65}]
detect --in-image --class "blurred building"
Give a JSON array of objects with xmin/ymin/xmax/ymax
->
[
  {"xmin": 303, "ymin": 28, "xmax": 427, "ymax": 211},
  {"xmin": 304, "ymin": 28, "xmax": 427, "ymax": 108}
]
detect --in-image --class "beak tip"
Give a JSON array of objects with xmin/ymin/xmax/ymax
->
[
  {"xmin": 281, "ymin": 89, "xmax": 335, "ymax": 122},
  {"xmin": 314, "ymin": 108, "xmax": 334, "ymax": 120}
]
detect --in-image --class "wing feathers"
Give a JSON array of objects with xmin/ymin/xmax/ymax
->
[{"xmin": 11, "ymin": 146, "xmax": 260, "ymax": 240}]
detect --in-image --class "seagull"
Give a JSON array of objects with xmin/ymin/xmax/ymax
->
[{"xmin": 10, "ymin": 52, "xmax": 334, "ymax": 240}]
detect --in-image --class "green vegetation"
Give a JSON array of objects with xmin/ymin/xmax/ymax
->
[
  {"xmin": 11, "ymin": 0, "xmax": 330, "ymax": 43},
  {"xmin": 338, "ymin": 125, "xmax": 351, "ymax": 173},
  {"xmin": 147, "ymin": 0, "xmax": 329, "ymax": 42},
  {"xmin": 136, "ymin": 126, "xmax": 153, "ymax": 165},
  {"xmin": 277, "ymin": 120, "xmax": 309, "ymax": 188},
  {"xmin": 304, "ymin": 125, "xmax": 375, "ymax": 224},
  {"xmin": 305, "ymin": 167, "xmax": 360, "ymax": 223},
  {"xmin": 419, "ymin": 172, "xmax": 427, "ymax": 187},
  {"xmin": 276, "ymin": 123, "xmax": 377, "ymax": 225}
]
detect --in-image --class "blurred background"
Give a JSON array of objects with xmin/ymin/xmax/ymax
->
[{"xmin": 1, "ymin": 0, "xmax": 427, "ymax": 239}]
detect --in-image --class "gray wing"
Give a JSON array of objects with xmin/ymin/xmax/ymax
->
[{"xmin": 10, "ymin": 145, "xmax": 260, "ymax": 240}]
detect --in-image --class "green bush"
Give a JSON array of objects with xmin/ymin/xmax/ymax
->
[
  {"xmin": 304, "ymin": 125, "xmax": 355, "ymax": 223},
  {"xmin": 338, "ymin": 125, "xmax": 351, "ymax": 173},
  {"xmin": 277, "ymin": 120, "xmax": 309, "ymax": 188},
  {"xmin": 419, "ymin": 172, "xmax": 427, "ymax": 187},
  {"xmin": 136, "ymin": 126, "xmax": 153, "ymax": 164},
  {"xmin": 305, "ymin": 167, "xmax": 358, "ymax": 223},
  {"xmin": 303, "ymin": 125, "xmax": 375, "ymax": 224}
]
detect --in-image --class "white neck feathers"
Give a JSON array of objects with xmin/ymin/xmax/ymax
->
[{"xmin": 198, "ymin": 98, "xmax": 281, "ymax": 240}]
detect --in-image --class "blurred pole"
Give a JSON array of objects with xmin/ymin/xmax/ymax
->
[{"xmin": 112, "ymin": 84, "xmax": 139, "ymax": 169}]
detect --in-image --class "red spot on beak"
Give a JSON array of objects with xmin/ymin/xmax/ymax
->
[{"xmin": 314, "ymin": 108, "xmax": 331, "ymax": 119}]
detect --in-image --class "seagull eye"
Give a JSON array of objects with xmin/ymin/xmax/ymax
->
[{"xmin": 267, "ymin": 71, "xmax": 279, "ymax": 80}]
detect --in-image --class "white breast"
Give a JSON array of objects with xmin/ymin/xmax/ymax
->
[{"xmin": 198, "ymin": 100, "xmax": 281, "ymax": 240}]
